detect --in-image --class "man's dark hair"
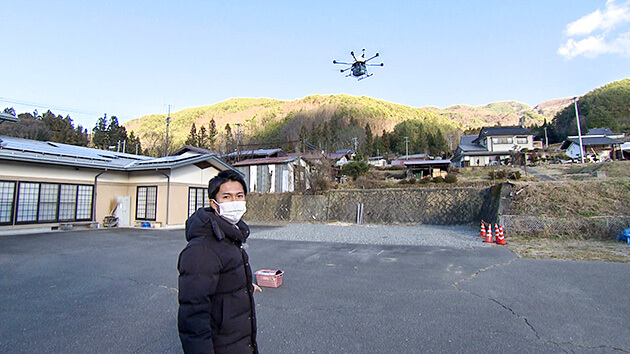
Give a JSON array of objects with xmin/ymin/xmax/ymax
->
[{"xmin": 208, "ymin": 169, "xmax": 248, "ymax": 200}]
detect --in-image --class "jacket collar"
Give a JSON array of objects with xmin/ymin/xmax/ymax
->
[{"xmin": 186, "ymin": 207, "xmax": 250, "ymax": 244}]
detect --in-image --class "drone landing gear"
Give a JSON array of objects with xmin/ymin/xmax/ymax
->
[{"xmin": 357, "ymin": 73, "xmax": 373, "ymax": 81}]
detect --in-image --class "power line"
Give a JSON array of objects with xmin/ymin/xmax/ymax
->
[{"xmin": 0, "ymin": 97, "xmax": 101, "ymax": 116}]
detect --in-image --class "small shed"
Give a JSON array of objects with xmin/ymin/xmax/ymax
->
[{"xmin": 404, "ymin": 159, "xmax": 452, "ymax": 179}]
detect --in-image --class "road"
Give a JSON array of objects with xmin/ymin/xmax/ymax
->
[{"xmin": 1, "ymin": 226, "xmax": 628, "ymax": 353}]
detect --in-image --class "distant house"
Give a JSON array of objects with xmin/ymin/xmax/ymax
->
[
  {"xmin": 391, "ymin": 153, "xmax": 430, "ymax": 166},
  {"xmin": 367, "ymin": 156, "xmax": 387, "ymax": 167},
  {"xmin": 452, "ymin": 126, "xmax": 537, "ymax": 167},
  {"xmin": 560, "ymin": 128, "xmax": 624, "ymax": 161},
  {"xmin": 326, "ymin": 149, "xmax": 355, "ymax": 166},
  {"xmin": 0, "ymin": 135, "xmax": 234, "ymax": 231},
  {"xmin": 232, "ymin": 155, "xmax": 310, "ymax": 193}
]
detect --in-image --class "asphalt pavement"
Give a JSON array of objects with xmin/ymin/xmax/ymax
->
[{"xmin": 0, "ymin": 225, "xmax": 628, "ymax": 353}]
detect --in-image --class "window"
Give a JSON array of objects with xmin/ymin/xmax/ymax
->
[
  {"xmin": 38, "ymin": 183, "xmax": 59, "ymax": 222},
  {"xmin": 76, "ymin": 185, "xmax": 93, "ymax": 220},
  {"xmin": 59, "ymin": 185, "xmax": 77, "ymax": 220},
  {"xmin": 492, "ymin": 137, "xmax": 513, "ymax": 144},
  {"xmin": 13, "ymin": 182, "xmax": 93, "ymax": 224},
  {"xmin": 16, "ymin": 183, "xmax": 39, "ymax": 222},
  {"xmin": 188, "ymin": 187, "xmax": 209, "ymax": 217},
  {"xmin": 516, "ymin": 137, "xmax": 528, "ymax": 144},
  {"xmin": 0, "ymin": 181, "xmax": 16, "ymax": 225},
  {"xmin": 136, "ymin": 186, "xmax": 157, "ymax": 220}
]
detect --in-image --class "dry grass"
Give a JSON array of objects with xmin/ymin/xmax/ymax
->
[
  {"xmin": 506, "ymin": 236, "xmax": 630, "ymax": 263},
  {"xmin": 507, "ymin": 180, "xmax": 630, "ymax": 217}
]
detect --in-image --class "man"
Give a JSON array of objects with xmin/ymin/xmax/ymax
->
[{"xmin": 178, "ymin": 170, "xmax": 260, "ymax": 353}]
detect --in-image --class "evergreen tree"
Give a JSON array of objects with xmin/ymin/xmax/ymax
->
[
  {"xmin": 92, "ymin": 115, "xmax": 109, "ymax": 149},
  {"xmin": 127, "ymin": 131, "xmax": 143, "ymax": 154},
  {"xmin": 364, "ymin": 123, "xmax": 373, "ymax": 156},
  {"xmin": 185, "ymin": 123, "xmax": 198, "ymax": 146},
  {"xmin": 224, "ymin": 124, "xmax": 234, "ymax": 153},
  {"xmin": 198, "ymin": 126, "xmax": 209, "ymax": 149},
  {"xmin": 107, "ymin": 116, "xmax": 127, "ymax": 148},
  {"xmin": 208, "ymin": 119, "xmax": 217, "ymax": 150}
]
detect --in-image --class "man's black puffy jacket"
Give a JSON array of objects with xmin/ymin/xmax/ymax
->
[{"xmin": 177, "ymin": 207, "xmax": 258, "ymax": 354}]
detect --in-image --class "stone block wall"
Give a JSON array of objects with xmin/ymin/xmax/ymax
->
[{"xmin": 244, "ymin": 187, "xmax": 491, "ymax": 225}]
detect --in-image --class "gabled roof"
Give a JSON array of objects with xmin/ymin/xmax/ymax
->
[
  {"xmin": 472, "ymin": 126, "xmax": 537, "ymax": 144},
  {"xmin": 0, "ymin": 135, "xmax": 233, "ymax": 172},
  {"xmin": 586, "ymin": 128, "xmax": 615, "ymax": 135},
  {"xmin": 232, "ymin": 155, "xmax": 298, "ymax": 166},
  {"xmin": 457, "ymin": 134, "xmax": 488, "ymax": 153},
  {"xmin": 561, "ymin": 136, "xmax": 622, "ymax": 149},
  {"xmin": 173, "ymin": 145, "xmax": 219, "ymax": 155},
  {"xmin": 327, "ymin": 152, "xmax": 351, "ymax": 160},
  {"xmin": 403, "ymin": 159, "xmax": 452, "ymax": 166},
  {"xmin": 0, "ymin": 112, "xmax": 19, "ymax": 123},
  {"xmin": 222, "ymin": 148, "xmax": 285, "ymax": 159}
]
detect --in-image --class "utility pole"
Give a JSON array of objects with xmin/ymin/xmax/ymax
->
[
  {"xmin": 574, "ymin": 97, "xmax": 585, "ymax": 163},
  {"xmin": 544, "ymin": 126, "xmax": 548, "ymax": 148},
  {"xmin": 165, "ymin": 104, "xmax": 171, "ymax": 157},
  {"xmin": 235, "ymin": 123, "xmax": 242, "ymax": 162},
  {"xmin": 352, "ymin": 137, "xmax": 358, "ymax": 154},
  {"xmin": 404, "ymin": 136, "xmax": 409, "ymax": 159}
]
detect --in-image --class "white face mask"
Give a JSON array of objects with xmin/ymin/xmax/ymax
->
[{"xmin": 213, "ymin": 200, "xmax": 247, "ymax": 224}]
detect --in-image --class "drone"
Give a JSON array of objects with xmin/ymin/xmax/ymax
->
[{"xmin": 333, "ymin": 48, "xmax": 384, "ymax": 80}]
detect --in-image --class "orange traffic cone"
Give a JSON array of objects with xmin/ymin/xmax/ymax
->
[
  {"xmin": 483, "ymin": 223, "xmax": 494, "ymax": 243},
  {"xmin": 480, "ymin": 221, "xmax": 486, "ymax": 239},
  {"xmin": 496, "ymin": 225, "xmax": 507, "ymax": 245},
  {"xmin": 494, "ymin": 223, "xmax": 500, "ymax": 243}
]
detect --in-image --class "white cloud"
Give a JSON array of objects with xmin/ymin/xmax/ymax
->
[{"xmin": 559, "ymin": 0, "xmax": 630, "ymax": 59}]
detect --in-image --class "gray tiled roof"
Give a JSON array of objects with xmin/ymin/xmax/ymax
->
[
  {"xmin": 0, "ymin": 135, "xmax": 232, "ymax": 171},
  {"xmin": 563, "ymin": 136, "xmax": 622, "ymax": 147}
]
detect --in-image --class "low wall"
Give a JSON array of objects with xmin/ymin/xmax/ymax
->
[
  {"xmin": 244, "ymin": 187, "xmax": 490, "ymax": 225},
  {"xmin": 501, "ymin": 215, "xmax": 630, "ymax": 240}
]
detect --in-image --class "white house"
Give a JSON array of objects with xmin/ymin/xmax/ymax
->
[
  {"xmin": 232, "ymin": 155, "xmax": 310, "ymax": 193},
  {"xmin": 561, "ymin": 128, "xmax": 624, "ymax": 161},
  {"xmin": 452, "ymin": 126, "xmax": 537, "ymax": 167}
]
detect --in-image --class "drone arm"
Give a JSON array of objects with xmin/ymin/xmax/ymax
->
[
  {"xmin": 364, "ymin": 53, "xmax": 380, "ymax": 62},
  {"xmin": 340, "ymin": 67, "xmax": 353, "ymax": 73},
  {"xmin": 333, "ymin": 60, "xmax": 353, "ymax": 65},
  {"xmin": 366, "ymin": 63, "xmax": 384, "ymax": 67}
]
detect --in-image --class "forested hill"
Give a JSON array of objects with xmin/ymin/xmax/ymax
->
[
  {"xmin": 124, "ymin": 94, "xmax": 562, "ymax": 155},
  {"xmin": 551, "ymin": 79, "xmax": 630, "ymax": 141}
]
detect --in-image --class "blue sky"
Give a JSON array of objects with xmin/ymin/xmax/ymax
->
[{"xmin": 2, "ymin": 0, "xmax": 630, "ymax": 129}]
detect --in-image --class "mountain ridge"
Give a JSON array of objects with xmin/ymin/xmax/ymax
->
[{"xmin": 124, "ymin": 94, "xmax": 570, "ymax": 153}]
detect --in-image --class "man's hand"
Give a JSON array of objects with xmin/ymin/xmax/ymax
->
[{"xmin": 253, "ymin": 284, "xmax": 263, "ymax": 293}]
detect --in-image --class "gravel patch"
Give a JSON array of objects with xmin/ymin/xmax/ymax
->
[{"xmin": 249, "ymin": 222, "xmax": 490, "ymax": 248}]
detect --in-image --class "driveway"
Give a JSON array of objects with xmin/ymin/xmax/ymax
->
[{"xmin": 0, "ymin": 225, "xmax": 628, "ymax": 353}]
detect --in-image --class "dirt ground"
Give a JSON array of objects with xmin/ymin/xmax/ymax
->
[{"xmin": 506, "ymin": 237, "xmax": 630, "ymax": 263}]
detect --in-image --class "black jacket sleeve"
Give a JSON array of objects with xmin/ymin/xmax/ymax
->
[{"xmin": 177, "ymin": 240, "xmax": 222, "ymax": 354}]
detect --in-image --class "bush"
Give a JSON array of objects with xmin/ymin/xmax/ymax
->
[
  {"xmin": 507, "ymin": 170, "xmax": 521, "ymax": 180},
  {"xmin": 432, "ymin": 176, "xmax": 445, "ymax": 183},
  {"xmin": 445, "ymin": 173, "xmax": 458, "ymax": 184},
  {"xmin": 310, "ymin": 175, "xmax": 334, "ymax": 192},
  {"xmin": 488, "ymin": 169, "xmax": 507, "ymax": 179},
  {"xmin": 341, "ymin": 161, "xmax": 371, "ymax": 180}
]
